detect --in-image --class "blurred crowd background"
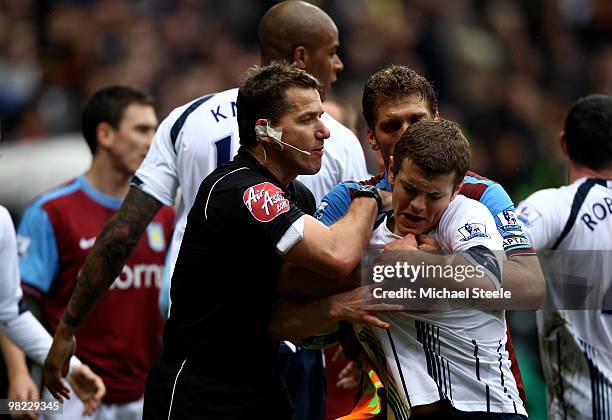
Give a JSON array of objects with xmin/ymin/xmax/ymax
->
[
  {"xmin": 2, "ymin": 0, "xmax": 612, "ymax": 197},
  {"xmin": 1, "ymin": 0, "xmax": 611, "ymax": 418}
]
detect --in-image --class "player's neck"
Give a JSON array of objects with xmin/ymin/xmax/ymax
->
[
  {"xmin": 568, "ymin": 161, "xmax": 612, "ymax": 183},
  {"xmin": 387, "ymin": 214, "xmax": 399, "ymax": 236},
  {"xmin": 85, "ymin": 156, "xmax": 131, "ymax": 199}
]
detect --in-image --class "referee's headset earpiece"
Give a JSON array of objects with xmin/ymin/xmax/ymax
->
[
  {"xmin": 255, "ymin": 120, "xmax": 283, "ymax": 149},
  {"xmin": 254, "ymin": 120, "xmax": 312, "ymax": 156}
]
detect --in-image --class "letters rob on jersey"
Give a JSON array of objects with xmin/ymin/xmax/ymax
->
[{"xmin": 243, "ymin": 182, "xmax": 290, "ymax": 223}]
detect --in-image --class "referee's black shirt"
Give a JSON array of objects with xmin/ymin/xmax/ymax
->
[{"xmin": 162, "ymin": 146, "xmax": 315, "ymax": 378}]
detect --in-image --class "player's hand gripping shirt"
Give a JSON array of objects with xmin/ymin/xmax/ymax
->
[
  {"xmin": 517, "ymin": 178, "xmax": 612, "ymax": 420},
  {"xmin": 358, "ymin": 195, "xmax": 525, "ymax": 417},
  {"xmin": 17, "ymin": 176, "xmax": 174, "ymax": 404}
]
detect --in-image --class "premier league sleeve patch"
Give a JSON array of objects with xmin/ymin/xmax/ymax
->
[
  {"xmin": 458, "ymin": 223, "xmax": 490, "ymax": 241},
  {"xmin": 243, "ymin": 182, "xmax": 290, "ymax": 223},
  {"xmin": 495, "ymin": 209, "xmax": 522, "ymax": 233},
  {"xmin": 146, "ymin": 223, "xmax": 166, "ymax": 252}
]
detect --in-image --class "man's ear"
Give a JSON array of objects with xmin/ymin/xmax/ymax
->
[
  {"xmin": 293, "ymin": 45, "xmax": 307, "ymax": 69},
  {"xmin": 366, "ymin": 127, "xmax": 380, "ymax": 151},
  {"xmin": 388, "ymin": 156, "xmax": 395, "ymax": 187},
  {"xmin": 96, "ymin": 122, "xmax": 114, "ymax": 149},
  {"xmin": 255, "ymin": 119, "xmax": 272, "ymax": 144},
  {"xmin": 451, "ymin": 178, "xmax": 464, "ymax": 201},
  {"xmin": 559, "ymin": 132, "xmax": 568, "ymax": 157}
]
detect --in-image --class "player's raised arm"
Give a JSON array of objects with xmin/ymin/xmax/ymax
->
[
  {"xmin": 282, "ymin": 189, "xmax": 389, "ymax": 279},
  {"xmin": 277, "ymin": 187, "xmax": 391, "ymax": 298},
  {"xmin": 498, "ymin": 254, "xmax": 545, "ymax": 309},
  {"xmin": 44, "ymin": 186, "xmax": 162, "ymax": 397}
]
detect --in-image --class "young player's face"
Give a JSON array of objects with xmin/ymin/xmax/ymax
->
[
  {"xmin": 276, "ymin": 86, "xmax": 330, "ymax": 176},
  {"xmin": 367, "ymin": 94, "xmax": 433, "ymax": 169},
  {"xmin": 389, "ymin": 157, "xmax": 459, "ymax": 236},
  {"xmin": 110, "ymin": 103, "xmax": 158, "ymax": 176},
  {"xmin": 304, "ymin": 23, "xmax": 343, "ymax": 97}
]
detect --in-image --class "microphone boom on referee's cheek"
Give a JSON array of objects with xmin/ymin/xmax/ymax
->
[{"xmin": 255, "ymin": 122, "xmax": 311, "ymax": 156}]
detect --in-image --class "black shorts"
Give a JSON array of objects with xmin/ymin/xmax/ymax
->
[{"xmin": 143, "ymin": 360, "xmax": 295, "ymax": 420}]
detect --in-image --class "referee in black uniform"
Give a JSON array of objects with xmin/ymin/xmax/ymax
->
[{"xmin": 143, "ymin": 63, "xmax": 391, "ymax": 419}]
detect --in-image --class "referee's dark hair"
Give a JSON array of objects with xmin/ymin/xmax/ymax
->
[
  {"xmin": 237, "ymin": 63, "xmax": 321, "ymax": 148},
  {"xmin": 564, "ymin": 94, "xmax": 612, "ymax": 170},
  {"xmin": 81, "ymin": 86, "xmax": 154, "ymax": 155},
  {"xmin": 393, "ymin": 119, "xmax": 470, "ymax": 189}
]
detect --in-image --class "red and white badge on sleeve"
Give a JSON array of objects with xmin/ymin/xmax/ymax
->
[{"xmin": 243, "ymin": 182, "xmax": 290, "ymax": 222}]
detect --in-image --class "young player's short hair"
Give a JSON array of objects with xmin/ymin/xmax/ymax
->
[
  {"xmin": 362, "ymin": 65, "xmax": 438, "ymax": 130},
  {"xmin": 81, "ymin": 86, "xmax": 154, "ymax": 154},
  {"xmin": 564, "ymin": 94, "xmax": 612, "ymax": 170},
  {"xmin": 237, "ymin": 63, "xmax": 321, "ymax": 147},
  {"xmin": 393, "ymin": 119, "xmax": 470, "ymax": 188}
]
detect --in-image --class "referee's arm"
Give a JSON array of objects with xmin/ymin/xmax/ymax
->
[{"xmin": 283, "ymin": 195, "xmax": 382, "ymax": 279}]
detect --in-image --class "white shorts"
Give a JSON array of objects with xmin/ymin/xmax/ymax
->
[{"xmin": 42, "ymin": 384, "xmax": 143, "ymax": 420}]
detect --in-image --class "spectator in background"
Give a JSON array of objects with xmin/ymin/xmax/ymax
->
[
  {"xmin": 324, "ymin": 94, "xmax": 385, "ymax": 175},
  {"xmin": 7, "ymin": 0, "xmax": 610, "ymax": 197},
  {"xmin": 6, "ymin": 86, "xmax": 174, "ymax": 419},
  {"xmin": 324, "ymin": 95, "xmax": 359, "ymax": 134}
]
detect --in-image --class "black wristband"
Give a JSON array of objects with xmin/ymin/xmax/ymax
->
[{"xmin": 353, "ymin": 185, "xmax": 383, "ymax": 213}]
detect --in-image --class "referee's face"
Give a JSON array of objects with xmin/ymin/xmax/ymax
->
[
  {"xmin": 275, "ymin": 86, "xmax": 330, "ymax": 176},
  {"xmin": 389, "ymin": 158, "xmax": 458, "ymax": 236}
]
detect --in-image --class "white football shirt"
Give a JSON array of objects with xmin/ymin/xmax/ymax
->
[
  {"xmin": 517, "ymin": 177, "xmax": 612, "ymax": 419},
  {"xmin": 0, "ymin": 205, "xmax": 23, "ymax": 322},
  {"xmin": 356, "ymin": 195, "xmax": 525, "ymax": 416},
  {"xmin": 0, "ymin": 205, "xmax": 70, "ymax": 367}
]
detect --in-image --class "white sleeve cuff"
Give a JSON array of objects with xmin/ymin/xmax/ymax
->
[
  {"xmin": 68, "ymin": 355, "xmax": 82, "ymax": 374},
  {"xmin": 1, "ymin": 311, "xmax": 82, "ymax": 372},
  {"xmin": 276, "ymin": 216, "xmax": 306, "ymax": 255},
  {"xmin": 1, "ymin": 311, "xmax": 52, "ymax": 366}
]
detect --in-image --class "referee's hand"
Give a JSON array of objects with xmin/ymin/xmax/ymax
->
[{"xmin": 43, "ymin": 320, "xmax": 76, "ymax": 402}]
